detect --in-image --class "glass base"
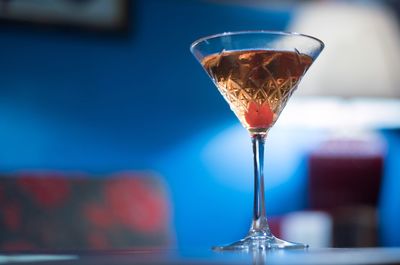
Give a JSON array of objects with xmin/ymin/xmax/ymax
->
[{"xmin": 212, "ymin": 235, "xmax": 308, "ymax": 251}]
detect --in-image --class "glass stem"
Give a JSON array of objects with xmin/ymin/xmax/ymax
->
[{"xmin": 249, "ymin": 134, "xmax": 272, "ymax": 238}]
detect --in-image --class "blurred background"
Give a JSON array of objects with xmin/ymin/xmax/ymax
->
[{"xmin": 0, "ymin": 0, "xmax": 399, "ymax": 250}]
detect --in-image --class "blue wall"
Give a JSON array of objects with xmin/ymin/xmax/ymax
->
[
  {"xmin": 379, "ymin": 129, "xmax": 400, "ymax": 247},
  {"xmin": 1, "ymin": 0, "xmax": 398, "ymax": 248},
  {"xmin": 0, "ymin": 0, "xmax": 294, "ymax": 247},
  {"xmin": 0, "ymin": 0, "xmax": 291, "ymax": 171}
]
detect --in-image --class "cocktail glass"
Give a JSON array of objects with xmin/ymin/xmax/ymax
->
[{"xmin": 190, "ymin": 31, "xmax": 324, "ymax": 250}]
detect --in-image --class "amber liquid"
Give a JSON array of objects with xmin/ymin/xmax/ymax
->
[{"xmin": 202, "ymin": 50, "xmax": 313, "ymax": 133}]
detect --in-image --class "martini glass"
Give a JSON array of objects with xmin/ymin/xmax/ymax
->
[{"xmin": 190, "ymin": 31, "xmax": 324, "ymax": 250}]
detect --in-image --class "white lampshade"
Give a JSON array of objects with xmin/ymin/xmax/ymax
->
[{"xmin": 289, "ymin": 2, "xmax": 400, "ymax": 98}]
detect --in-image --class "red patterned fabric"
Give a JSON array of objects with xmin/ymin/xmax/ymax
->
[{"xmin": 0, "ymin": 172, "xmax": 173, "ymax": 250}]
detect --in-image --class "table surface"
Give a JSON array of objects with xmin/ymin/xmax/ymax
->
[{"xmin": 1, "ymin": 248, "xmax": 400, "ymax": 265}]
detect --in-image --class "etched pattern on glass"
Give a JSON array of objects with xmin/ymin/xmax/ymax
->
[{"xmin": 202, "ymin": 50, "xmax": 312, "ymax": 132}]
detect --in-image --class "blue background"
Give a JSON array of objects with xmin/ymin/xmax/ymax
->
[{"xmin": 0, "ymin": 0, "xmax": 399, "ymax": 247}]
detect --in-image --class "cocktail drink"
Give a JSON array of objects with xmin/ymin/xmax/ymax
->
[
  {"xmin": 202, "ymin": 50, "xmax": 312, "ymax": 134},
  {"xmin": 191, "ymin": 31, "xmax": 324, "ymax": 250}
]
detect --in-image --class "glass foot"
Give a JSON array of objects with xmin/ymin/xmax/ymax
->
[{"xmin": 212, "ymin": 235, "xmax": 308, "ymax": 251}]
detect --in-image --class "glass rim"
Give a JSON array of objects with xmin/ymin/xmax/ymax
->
[{"xmin": 190, "ymin": 30, "xmax": 325, "ymax": 52}]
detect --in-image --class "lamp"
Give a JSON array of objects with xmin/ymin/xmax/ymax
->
[
  {"xmin": 277, "ymin": 1, "xmax": 400, "ymax": 130},
  {"xmin": 278, "ymin": 1, "xmax": 400, "ymax": 247}
]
